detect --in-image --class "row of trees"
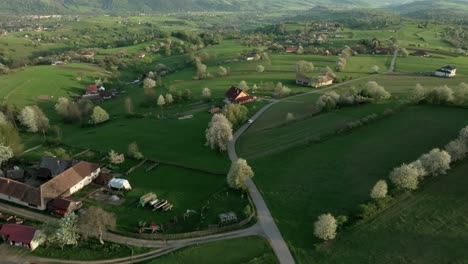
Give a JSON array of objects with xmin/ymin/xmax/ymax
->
[
  {"xmin": 315, "ymin": 81, "xmax": 391, "ymax": 112},
  {"xmin": 412, "ymin": 83, "xmax": 468, "ymax": 106}
]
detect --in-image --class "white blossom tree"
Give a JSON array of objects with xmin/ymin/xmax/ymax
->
[
  {"xmin": 370, "ymin": 180, "xmax": 388, "ymax": 199},
  {"xmin": 90, "ymin": 106, "xmax": 109, "ymax": 124},
  {"xmin": 239, "ymin": 80, "xmax": 249, "ymax": 91},
  {"xmin": 314, "ymin": 213, "xmax": 337, "ymax": 240},
  {"xmin": 54, "ymin": 213, "xmax": 80, "ymax": 249},
  {"xmin": 256, "ymin": 65, "xmax": 265, "ymax": 73},
  {"xmin": 157, "ymin": 94, "xmax": 166, "ymax": 116},
  {"xmin": 286, "ymin": 113, "xmax": 295, "ymax": 122},
  {"xmin": 205, "ymin": 114, "xmax": 233, "ymax": 152},
  {"xmin": 165, "ymin": 93, "xmax": 174, "ymax": 104},
  {"xmin": 222, "ymin": 103, "xmax": 248, "ymax": 126},
  {"xmin": 361, "ymin": 81, "xmax": 391, "ymax": 100},
  {"xmin": 0, "ymin": 144, "xmax": 13, "ymax": 165},
  {"xmin": 444, "ymin": 139, "xmax": 467, "ymax": 161},
  {"xmin": 419, "ymin": 148, "xmax": 451, "ymax": 176},
  {"xmin": 18, "ymin": 105, "xmax": 49, "ymax": 134},
  {"xmin": 143, "ymin": 78, "xmax": 156, "ymax": 98},
  {"xmin": 227, "ymin": 158, "xmax": 254, "ymax": 190},
  {"xmin": 295, "ymin": 60, "xmax": 314, "ymax": 73},
  {"xmin": 108, "ymin": 149, "xmax": 125, "ymax": 164},
  {"xmin": 389, "ymin": 163, "xmax": 421, "ymax": 190},
  {"xmin": 202, "ymin": 87, "xmax": 212, "ymax": 100}
]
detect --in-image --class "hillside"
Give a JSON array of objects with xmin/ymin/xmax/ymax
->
[
  {"xmin": 387, "ymin": 0, "xmax": 468, "ymax": 23},
  {"xmin": 0, "ymin": 0, "xmax": 414, "ymax": 14}
]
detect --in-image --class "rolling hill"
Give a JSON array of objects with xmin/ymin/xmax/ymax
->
[{"xmin": 0, "ymin": 0, "xmax": 417, "ymax": 14}]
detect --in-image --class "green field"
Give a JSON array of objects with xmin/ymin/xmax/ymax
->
[
  {"xmin": 315, "ymin": 160, "xmax": 468, "ymax": 264},
  {"xmin": 146, "ymin": 236, "xmax": 277, "ymax": 264},
  {"xmin": 239, "ymin": 105, "xmax": 468, "ymax": 263}
]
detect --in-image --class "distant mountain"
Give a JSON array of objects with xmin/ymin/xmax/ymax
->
[
  {"xmin": 0, "ymin": 0, "xmax": 419, "ymax": 14},
  {"xmin": 386, "ymin": 0, "xmax": 468, "ymax": 23}
]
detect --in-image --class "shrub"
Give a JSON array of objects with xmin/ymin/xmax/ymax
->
[{"xmin": 314, "ymin": 214, "xmax": 337, "ymax": 241}]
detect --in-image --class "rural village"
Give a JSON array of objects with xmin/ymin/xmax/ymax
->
[{"xmin": 0, "ymin": 0, "xmax": 467, "ymax": 263}]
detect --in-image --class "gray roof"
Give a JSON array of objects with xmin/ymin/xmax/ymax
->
[{"xmin": 39, "ymin": 156, "xmax": 79, "ymax": 177}]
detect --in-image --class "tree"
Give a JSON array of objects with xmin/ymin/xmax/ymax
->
[
  {"xmin": 454, "ymin": 82, "xmax": 468, "ymax": 105},
  {"xmin": 218, "ymin": 66, "xmax": 228, "ymax": 76},
  {"xmin": 336, "ymin": 58, "xmax": 347, "ymax": 72},
  {"xmin": 0, "ymin": 123, "xmax": 23, "ymax": 156},
  {"xmin": 18, "ymin": 105, "xmax": 49, "ymax": 134},
  {"xmin": 239, "ymin": 80, "xmax": 249, "ymax": 91},
  {"xmin": 425, "ymin": 85, "xmax": 454, "ymax": 105},
  {"xmin": 412, "ymin": 83, "xmax": 426, "ymax": 103},
  {"xmin": 459, "ymin": 126, "xmax": 468, "ymax": 143},
  {"xmin": 124, "ymin": 97, "xmax": 134, "ymax": 115},
  {"xmin": 54, "ymin": 213, "xmax": 80, "ymax": 249},
  {"xmin": 157, "ymin": 94, "xmax": 166, "ymax": 116},
  {"xmin": 128, "ymin": 142, "xmax": 144, "ymax": 160},
  {"xmin": 314, "ymin": 214, "xmax": 337, "ymax": 241},
  {"xmin": 205, "ymin": 114, "xmax": 233, "ymax": 152},
  {"xmin": 143, "ymin": 78, "xmax": 156, "ymax": 99},
  {"xmin": 202, "ymin": 87, "xmax": 212, "ymax": 100},
  {"xmin": 286, "ymin": 113, "xmax": 294, "ymax": 122},
  {"xmin": 316, "ymin": 91, "xmax": 340, "ymax": 112},
  {"xmin": 419, "ymin": 148, "xmax": 451, "ymax": 176},
  {"xmin": 444, "ymin": 139, "xmax": 467, "ymax": 161},
  {"xmin": 399, "ymin": 48, "xmax": 409, "ymax": 57},
  {"xmin": 370, "ymin": 180, "xmax": 388, "ymax": 199},
  {"xmin": 295, "ymin": 60, "xmax": 314, "ymax": 73},
  {"xmin": 108, "ymin": 149, "xmax": 125, "ymax": 164},
  {"xmin": 90, "ymin": 106, "xmax": 109, "ymax": 125},
  {"xmin": 297, "ymin": 45, "xmax": 304, "ymax": 55},
  {"xmin": 256, "ymin": 65, "xmax": 265, "ymax": 73},
  {"xmin": 165, "ymin": 93, "xmax": 174, "ymax": 104},
  {"xmin": 0, "ymin": 112, "xmax": 7, "ymax": 125},
  {"xmin": 222, "ymin": 103, "xmax": 248, "ymax": 126},
  {"xmin": 389, "ymin": 163, "xmax": 421, "ymax": 190},
  {"xmin": 274, "ymin": 82, "xmax": 291, "ymax": 98},
  {"xmin": 371, "ymin": 65, "xmax": 379, "ymax": 74},
  {"xmin": 361, "ymin": 81, "xmax": 391, "ymax": 100},
  {"xmin": 227, "ymin": 158, "xmax": 254, "ymax": 190},
  {"xmin": 79, "ymin": 207, "xmax": 116, "ymax": 245},
  {"xmin": 0, "ymin": 63, "xmax": 10, "ymax": 75},
  {"xmin": 0, "ymin": 144, "xmax": 13, "ymax": 166}
]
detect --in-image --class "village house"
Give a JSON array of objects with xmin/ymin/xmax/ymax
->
[
  {"xmin": 412, "ymin": 50, "xmax": 431, "ymax": 57},
  {"xmin": 225, "ymin": 86, "xmax": 256, "ymax": 104},
  {"xmin": 47, "ymin": 197, "xmax": 82, "ymax": 216},
  {"xmin": 286, "ymin": 46, "xmax": 298, "ymax": 53},
  {"xmin": 244, "ymin": 53, "xmax": 260, "ymax": 61},
  {"xmin": 136, "ymin": 52, "xmax": 146, "ymax": 58},
  {"xmin": 374, "ymin": 48, "xmax": 391, "ymax": 55},
  {"xmin": 0, "ymin": 224, "xmax": 43, "ymax": 251},
  {"xmin": 296, "ymin": 74, "xmax": 334, "ymax": 88},
  {"xmin": 0, "ymin": 160, "xmax": 100, "ymax": 211},
  {"xmin": 434, "ymin": 65, "xmax": 456, "ymax": 78}
]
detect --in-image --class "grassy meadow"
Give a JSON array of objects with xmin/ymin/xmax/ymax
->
[
  {"xmin": 240, "ymin": 105, "xmax": 468, "ymax": 263},
  {"xmin": 145, "ymin": 236, "xmax": 278, "ymax": 264}
]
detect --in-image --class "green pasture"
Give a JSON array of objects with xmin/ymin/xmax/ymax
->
[
  {"xmin": 239, "ymin": 105, "xmax": 468, "ymax": 263},
  {"xmin": 146, "ymin": 236, "xmax": 277, "ymax": 264},
  {"xmin": 0, "ymin": 64, "xmax": 105, "ymax": 107},
  {"xmin": 316, "ymin": 160, "xmax": 468, "ymax": 264},
  {"xmin": 84, "ymin": 164, "xmax": 248, "ymax": 233}
]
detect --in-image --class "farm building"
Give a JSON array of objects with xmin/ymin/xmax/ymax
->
[
  {"xmin": 39, "ymin": 156, "xmax": 79, "ymax": 177},
  {"xmin": 0, "ymin": 161, "xmax": 100, "ymax": 211},
  {"xmin": 244, "ymin": 53, "xmax": 260, "ymax": 61},
  {"xmin": 136, "ymin": 52, "xmax": 146, "ymax": 58},
  {"xmin": 0, "ymin": 224, "xmax": 43, "ymax": 251},
  {"xmin": 47, "ymin": 197, "xmax": 82, "ymax": 216},
  {"xmin": 108, "ymin": 178, "xmax": 132, "ymax": 190},
  {"xmin": 225, "ymin": 86, "xmax": 256, "ymax": 104},
  {"xmin": 434, "ymin": 65, "xmax": 457, "ymax": 78},
  {"xmin": 374, "ymin": 48, "xmax": 391, "ymax": 54},
  {"xmin": 286, "ymin": 46, "xmax": 298, "ymax": 53},
  {"xmin": 412, "ymin": 50, "xmax": 431, "ymax": 57},
  {"xmin": 296, "ymin": 74, "xmax": 334, "ymax": 88},
  {"xmin": 86, "ymin": 84, "xmax": 98, "ymax": 94}
]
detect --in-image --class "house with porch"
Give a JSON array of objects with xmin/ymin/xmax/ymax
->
[{"xmin": 434, "ymin": 65, "xmax": 456, "ymax": 78}]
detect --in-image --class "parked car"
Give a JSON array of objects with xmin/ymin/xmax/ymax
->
[{"xmin": 247, "ymin": 119, "xmax": 253, "ymax": 124}]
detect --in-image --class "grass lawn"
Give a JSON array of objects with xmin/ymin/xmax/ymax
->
[
  {"xmin": 315, "ymin": 160, "xmax": 468, "ymax": 264},
  {"xmin": 238, "ymin": 100, "xmax": 403, "ymax": 159},
  {"xmin": 239, "ymin": 105, "xmax": 468, "ymax": 263},
  {"xmin": 0, "ymin": 63, "xmax": 105, "ymax": 107},
  {"xmin": 30, "ymin": 238, "xmax": 149, "ymax": 261},
  {"xmin": 83, "ymin": 164, "xmax": 249, "ymax": 233},
  {"xmin": 145, "ymin": 236, "xmax": 277, "ymax": 264}
]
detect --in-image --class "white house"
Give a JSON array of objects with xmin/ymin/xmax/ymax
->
[{"xmin": 434, "ymin": 65, "xmax": 457, "ymax": 78}]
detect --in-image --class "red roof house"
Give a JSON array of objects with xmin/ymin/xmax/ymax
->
[
  {"xmin": 86, "ymin": 84, "xmax": 98, "ymax": 94},
  {"xmin": 286, "ymin": 46, "xmax": 298, "ymax": 53},
  {"xmin": 0, "ymin": 224, "xmax": 42, "ymax": 250},
  {"xmin": 225, "ymin": 86, "xmax": 256, "ymax": 104}
]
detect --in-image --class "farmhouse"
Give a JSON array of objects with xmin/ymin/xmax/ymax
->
[
  {"xmin": 434, "ymin": 65, "xmax": 457, "ymax": 78},
  {"xmin": 86, "ymin": 84, "xmax": 98, "ymax": 94},
  {"xmin": 0, "ymin": 161, "xmax": 100, "ymax": 211},
  {"xmin": 47, "ymin": 197, "xmax": 82, "ymax": 216},
  {"xmin": 412, "ymin": 50, "xmax": 430, "ymax": 57},
  {"xmin": 136, "ymin": 52, "xmax": 146, "ymax": 58},
  {"xmin": 244, "ymin": 53, "xmax": 260, "ymax": 61},
  {"xmin": 296, "ymin": 74, "xmax": 334, "ymax": 88},
  {"xmin": 225, "ymin": 86, "xmax": 256, "ymax": 104},
  {"xmin": 0, "ymin": 224, "xmax": 43, "ymax": 251},
  {"xmin": 286, "ymin": 46, "xmax": 298, "ymax": 53},
  {"xmin": 40, "ymin": 156, "xmax": 78, "ymax": 177}
]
